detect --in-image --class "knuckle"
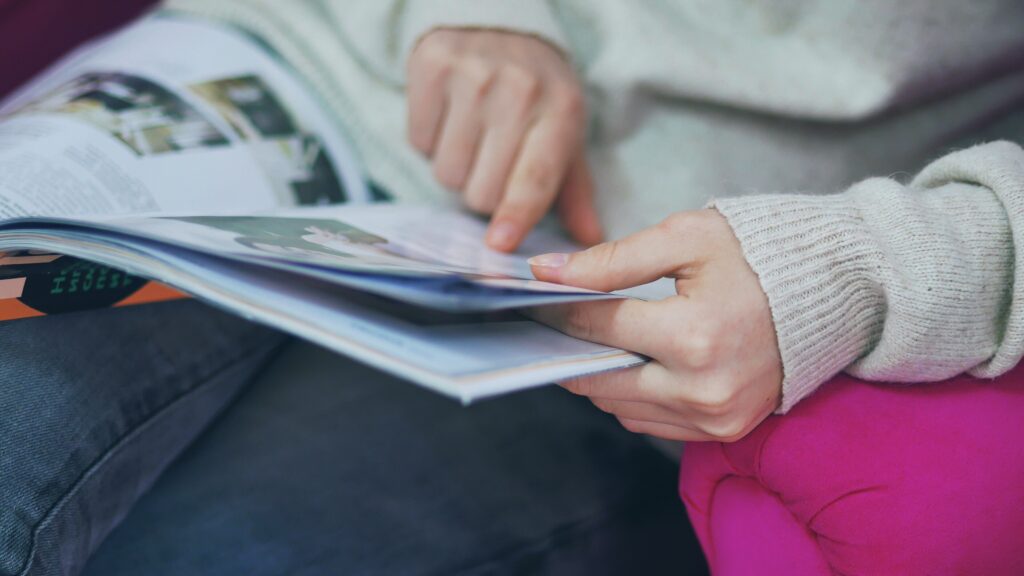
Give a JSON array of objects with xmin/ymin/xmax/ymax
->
[
  {"xmin": 663, "ymin": 386, "xmax": 693, "ymax": 411},
  {"xmin": 458, "ymin": 57, "xmax": 498, "ymax": 101},
  {"xmin": 596, "ymin": 240, "xmax": 621, "ymax": 273},
  {"xmin": 500, "ymin": 65, "xmax": 543, "ymax": 103},
  {"xmin": 413, "ymin": 35, "xmax": 456, "ymax": 70},
  {"xmin": 433, "ymin": 160, "xmax": 466, "ymax": 190},
  {"xmin": 692, "ymin": 382, "xmax": 737, "ymax": 417},
  {"xmin": 549, "ymin": 81, "xmax": 586, "ymax": 118},
  {"xmin": 666, "ymin": 332, "xmax": 690, "ymax": 359},
  {"xmin": 562, "ymin": 242, "xmax": 618, "ymax": 288},
  {"xmin": 495, "ymin": 201, "xmax": 536, "ymax": 228},
  {"xmin": 703, "ymin": 417, "xmax": 748, "ymax": 442},
  {"xmin": 463, "ymin": 188, "xmax": 498, "ymax": 214},
  {"xmin": 590, "ymin": 397, "xmax": 612, "ymax": 413},
  {"xmin": 679, "ymin": 330, "xmax": 719, "ymax": 370},
  {"xmin": 563, "ymin": 305, "xmax": 596, "ymax": 341},
  {"xmin": 513, "ymin": 158, "xmax": 558, "ymax": 194},
  {"xmin": 656, "ymin": 212, "xmax": 695, "ymax": 239}
]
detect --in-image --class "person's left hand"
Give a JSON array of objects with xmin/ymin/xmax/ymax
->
[
  {"xmin": 528, "ymin": 209, "xmax": 783, "ymax": 442},
  {"xmin": 406, "ymin": 28, "xmax": 601, "ymax": 252}
]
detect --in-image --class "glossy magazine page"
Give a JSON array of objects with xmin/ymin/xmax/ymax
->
[
  {"xmin": 0, "ymin": 14, "xmax": 657, "ymax": 398},
  {"xmin": 0, "ymin": 14, "xmax": 367, "ymax": 319},
  {"xmin": 0, "ymin": 208, "xmax": 649, "ymax": 402}
]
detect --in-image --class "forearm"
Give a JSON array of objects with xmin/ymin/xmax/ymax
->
[{"xmin": 713, "ymin": 141, "xmax": 1024, "ymax": 412}]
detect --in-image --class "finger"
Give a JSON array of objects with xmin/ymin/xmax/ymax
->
[
  {"xmin": 406, "ymin": 49, "xmax": 450, "ymax": 156},
  {"xmin": 529, "ymin": 214, "xmax": 699, "ymax": 292},
  {"xmin": 526, "ymin": 298, "xmax": 673, "ymax": 357},
  {"xmin": 432, "ymin": 72, "xmax": 489, "ymax": 190},
  {"xmin": 591, "ymin": 397, "xmax": 697, "ymax": 428},
  {"xmin": 559, "ymin": 362, "xmax": 675, "ymax": 402},
  {"xmin": 463, "ymin": 124, "xmax": 528, "ymax": 214},
  {"xmin": 567, "ymin": 364, "xmax": 764, "ymax": 439},
  {"xmin": 485, "ymin": 113, "xmax": 576, "ymax": 251},
  {"xmin": 557, "ymin": 153, "xmax": 603, "ymax": 246},
  {"xmin": 616, "ymin": 417, "xmax": 717, "ymax": 442},
  {"xmin": 462, "ymin": 70, "xmax": 538, "ymax": 214}
]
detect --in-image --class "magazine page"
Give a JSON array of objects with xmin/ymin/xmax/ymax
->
[
  {"xmin": 0, "ymin": 204, "xmax": 676, "ymax": 311},
  {"xmin": 0, "ymin": 14, "xmax": 370, "ymax": 320},
  {"xmin": 16, "ymin": 204, "xmax": 588, "ymax": 281},
  {"xmin": 0, "ymin": 248, "xmax": 186, "ymax": 321},
  {"xmin": 0, "ymin": 15, "xmax": 368, "ymax": 219},
  {"xmin": 0, "ymin": 228, "xmax": 645, "ymax": 402},
  {"xmin": 75, "ymin": 204, "xmax": 579, "ymax": 278}
]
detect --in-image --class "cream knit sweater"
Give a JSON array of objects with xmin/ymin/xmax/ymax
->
[{"xmin": 165, "ymin": 0, "xmax": 1024, "ymax": 412}]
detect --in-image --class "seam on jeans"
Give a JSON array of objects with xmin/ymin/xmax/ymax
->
[
  {"xmin": 441, "ymin": 515, "xmax": 609, "ymax": 576},
  {"xmin": 441, "ymin": 486, "xmax": 684, "ymax": 576},
  {"xmin": 15, "ymin": 332, "xmax": 283, "ymax": 576}
]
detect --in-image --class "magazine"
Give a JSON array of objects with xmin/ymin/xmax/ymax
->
[{"xmin": 0, "ymin": 15, "xmax": 656, "ymax": 402}]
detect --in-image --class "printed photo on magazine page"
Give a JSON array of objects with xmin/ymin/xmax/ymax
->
[{"xmin": 0, "ymin": 14, "xmax": 369, "ymax": 319}]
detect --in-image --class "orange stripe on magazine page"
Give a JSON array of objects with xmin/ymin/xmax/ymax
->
[
  {"xmin": 0, "ymin": 299, "xmax": 45, "ymax": 321},
  {"xmin": 115, "ymin": 281, "xmax": 189, "ymax": 307}
]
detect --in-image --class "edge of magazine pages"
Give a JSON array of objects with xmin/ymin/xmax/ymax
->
[
  {"xmin": 0, "ymin": 14, "xmax": 666, "ymax": 402},
  {"xmin": 0, "ymin": 230, "xmax": 650, "ymax": 403}
]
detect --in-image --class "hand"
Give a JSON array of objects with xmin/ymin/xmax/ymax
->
[
  {"xmin": 407, "ymin": 28, "xmax": 602, "ymax": 252},
  {"xmin": 528, "ymin": 210, "xmax": 783, "ymax": 442}
]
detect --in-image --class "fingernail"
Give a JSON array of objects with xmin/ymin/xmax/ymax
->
[
  {"xmin": 486, "ymin": 222, "xmax": 518, "ymax": 249},
  {"xmin": 528, "ymin": 253, "xmax": 569, "ymax": 268}
]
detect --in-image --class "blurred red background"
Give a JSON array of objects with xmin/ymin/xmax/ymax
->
[{"xmin": 0, "ymin": 0, "xmax": 156, "ymax": 97}]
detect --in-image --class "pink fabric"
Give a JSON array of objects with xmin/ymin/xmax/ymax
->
[
  {"xmin": 680, "ymin": 366, "xmax": 1024, "ymax": 575},
  {"xmin": 0, "ymin": 0, "xmax": 155, "ymax": 98}
]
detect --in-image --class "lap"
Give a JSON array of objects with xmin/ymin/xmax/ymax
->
[
  {"xmin": 0, "ymin": 301, "xmax": 283, "ymax": 576},
  {"xmin": 84, "ymin": 341, "xmax": 706, "ymax": 576}
]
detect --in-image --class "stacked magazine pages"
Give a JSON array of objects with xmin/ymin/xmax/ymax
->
[{"xmin": 0, "ymin": 15, "xmax": 656, "ymax": 402}]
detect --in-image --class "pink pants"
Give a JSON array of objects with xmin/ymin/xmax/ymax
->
[{"xmin": 679, "ymin": 365, "xmax": 1024, "ymax": 575}]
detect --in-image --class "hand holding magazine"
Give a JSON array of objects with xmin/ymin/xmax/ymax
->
[{"xmin": 0, "ymin": 15, "xmax": 659, "ymax": 402}]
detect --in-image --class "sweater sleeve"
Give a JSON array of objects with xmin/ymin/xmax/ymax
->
[
  {"xmin": 710, "ymin": 141, "xmax": 1024, "ymax": 413},
  {"xmin": 396, "ymin": 1, "xmax": 569, "ymax": 67},
  {"xmin": 169, "ymin": 1, "xmax": 569, "ymax": 89},
  {"xmin": 283, "ymin": 0, "xmax": 569, "ymax": 87},
  {"xmin": 296, "ymin": 0, "xmax": 568, "ymax": 86}
]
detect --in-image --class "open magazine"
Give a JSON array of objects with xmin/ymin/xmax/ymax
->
[{"xmin": 0, "ymin": 15, "xmax": 656, "ymax": 402}]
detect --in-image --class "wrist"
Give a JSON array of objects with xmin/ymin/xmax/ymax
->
[{"xmin": 709, "ymin": 192, "xmax": 887, "ymax": 412}]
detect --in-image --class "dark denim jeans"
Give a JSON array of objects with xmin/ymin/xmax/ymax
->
[
  {"xmin": 0, "ymin": 301, "xmax": 284, "ymax": 576},
  {"xmin": 85, "ymin": 344, "xmax": 706, "ymax": 575},
  {"xmin": 2, "ymin": 301, "xmax": 705, "ymax": 575}
]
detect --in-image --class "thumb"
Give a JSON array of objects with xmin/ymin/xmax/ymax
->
[
  {"xmin": 529, "ymin": 215, "xmax": 694, "ymax": 292},
  {"xmin": 557, "ymin": 153, "xmax": 603, "ymax": 246}
]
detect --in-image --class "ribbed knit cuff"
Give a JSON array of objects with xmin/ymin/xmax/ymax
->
[{"xmin": 710, "ymin": 193, "xmax": 888, "ymax": 412}]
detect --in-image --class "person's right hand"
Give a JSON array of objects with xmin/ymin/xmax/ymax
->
[
  {"xmin": 406, "ymin": 28, "xmax": 602, "ymax": 252},
  {"xmin": 528, "ymin": 209, "xmax": 783, "ymax": 442}
]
